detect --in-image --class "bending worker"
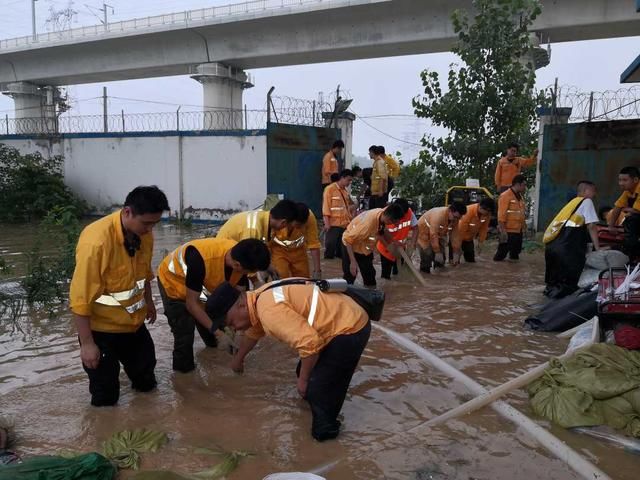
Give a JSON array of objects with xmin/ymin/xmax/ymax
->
[
  {"xmin": 608, "ymin": 166, "xmax": 640, "ymax": 260},
  {"xmin": 322, "ymin": 169, "xmax": 355, "ymax": 260},
  {"xmin": 377, "ymin": 198, "xmax": 418, "ymax": 280},
  {"xmin": 156, "ymin": 238, "xmax": 270, "ymax": 373},
  {"xmin": 342, "ymin": 201, "xmax": 405, "ymax": 286},
  {"xmin": 205, "ymin": 280, "xmax": 371, "ymax": 442},
  {"xmin": 452, "ymin": 198, "xmax": 495, "ymax": 263},
  {"xmin": 417, "ymin": 202, "xmax": 466, "ymax": 273},
  {"xmin": 270, "ymin": 202, "xmax": 322, "ymax": 279},
  {"xmin": 494, "ymin": 174, "xmax": 527, "ymax": 262},
  {"xmin": 70, "ymin": 186, "xmax": 170, "ymax": 406},
  {"xmin": 321, "ymin": 140, "xmax": 345, "ymax": 190},
  {"xmin": 494, "ymin": 142, "xmax": 537, "ymax": 193},
  {"xmin": 543, "ymin": 180, "xmax": 600, "ymax": 299}
]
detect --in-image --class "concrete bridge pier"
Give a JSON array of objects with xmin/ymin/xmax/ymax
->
[
  {"xmin": 190, "ymin": 63, "xmax": 254, "ymax": 130},
  {"xmin": 0, "ymin": 82, "xmax": 65, "ymax": 134}
]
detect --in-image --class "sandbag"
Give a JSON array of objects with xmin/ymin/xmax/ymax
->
[
  {"xmin": 577, "ymin": 268, "xmax": 600, "ymax": 289},
  {"xmin": 524, "ymin": 290, "xmax": 597, "ymax": 332},
  {"xmin": 0, "ymin": 452, "xmax": 115, "ymax": 480},
  {"xmin": 585, "ymin": 250, "xmax": 628, "ymax": 271}
]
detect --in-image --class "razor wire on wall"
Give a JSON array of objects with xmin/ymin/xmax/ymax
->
[{"xmin": 553, "ymin": 85, "xmax": 640, "ymax": 122}]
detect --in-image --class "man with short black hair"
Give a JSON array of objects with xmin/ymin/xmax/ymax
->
[
  {"xmin": 417, "ymin": 201, "xmax": 467, "ymax": 273},
  {"xmin": 322, "ymin": 140, "xmax": 345, "ymax": 190},
  {"xmin": 323, "ymin": 169, "xmax": 355, "ymax": 259},
  {"xmin": 494, "ymin": 142, "xmax": 537, "ymax": 193},
  {"xmin": 70, "ymin": 185, "xmax": 170, "ymax": 406},
  {"xmin": 608, "ymin": 166, "xmax": 640, "ymax": 259},
  {"xmin": 494, "ymin": 174, "xmax": 527, "ymax": 261},
  {"xmin": 157, "ymin": 238, "xmax": 270, "ymax": 372},
  {"xmin": 452, "ymin": 197, "xmax": 495, "ymax": 263}
]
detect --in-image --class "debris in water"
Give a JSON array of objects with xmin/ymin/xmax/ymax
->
[{"xmin": 102, "ymin": 429, "xmax": 168, "ymax": 470}]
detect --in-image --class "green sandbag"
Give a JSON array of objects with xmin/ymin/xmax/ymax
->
[
  {"xmin": 0, "ymin": 452, "xmax": 115, "ymax": 480},
  {"xmin": 102, "ymin": 429, "xmax": 168, "ymax": 470}
]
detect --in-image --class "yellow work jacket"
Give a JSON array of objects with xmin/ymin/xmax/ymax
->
[
  {"xmin": 270, "ymin": 210, "xmax": 321, "ymax": 252},
  {"xmin": 216, "ymin": 210, "xmax": 272, "ymax": 242},
  {"xmin": 342, "ymin": 208, "xmax": 385, "ymax": 255},
  {"xmin": 157, "ymin": 238, "xmax": 243, "ymax": 301},
  {"xmin": 543, "ymin": 197, "xmax": 585, "ymax": 244},
  {"xmin": 69, "ymin": 211, "xmax": 153, "ymax": 333},
  {"xmin": 384, "ymin": 155, "xmax": 401, "ymax": 179},
  {"xmin": 245, "ymin": 282, "xmax": 369, "ymax": 357}
]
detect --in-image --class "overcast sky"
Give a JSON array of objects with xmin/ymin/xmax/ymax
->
[{"xmin": 0, "ymin": 0, "xmax": 638, "ymax": 157}]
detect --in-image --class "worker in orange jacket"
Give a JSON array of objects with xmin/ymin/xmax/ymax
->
[
  {"xmin": 322, "ymin": 169, "xmax": 355, "ymax": 259},
  {"xmin": 69, "ymin": 186, "xmax": 169, "ymax": 406},
  {"xmin": 156, "ymin": 238, "xmax": 270, "ymax": 373},
  {"xmin": 204, "ymin": 280, "xmax": 371, "ymax": 442},
  {"xmin": 377, "ymin": 198, "xmax": 418, "ymax": 279},
  {"xmin": 494, "ymin": 174, "xmax": 527, "ymax": 261},
  {"xmin": 451, "ymin": 198, "xmax": 495, "ymax": 263},
  {"xmin": 270, "ymin": 203, "xmax": 322, "ymax": 279},
  {"xmin": 321, "ymin": 140, "xmax": 345, "ymax": 190},
  {"xmin": 417, "ymin": 202, "xmax": 466, "ymax": 273},
  {"xmin": 494, "ymin": 142, "xmax": 538, "ymax": 193}
]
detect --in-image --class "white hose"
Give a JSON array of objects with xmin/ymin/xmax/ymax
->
[{"xmin": 373, "ymin": 323, "xmax": 611, "ymax": 480}]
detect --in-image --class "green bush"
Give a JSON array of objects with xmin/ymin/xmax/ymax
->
[{"xmin": 0, "ymin": 143, "xmax": 87, "ymax": 222}]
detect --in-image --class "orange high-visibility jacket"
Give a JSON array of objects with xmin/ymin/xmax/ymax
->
[
  {"xmin": 157, "ymin": 238, "xmax": 244, "ymax": 301},
  {"xmin": 377, "ymin": 208, "xmax": 415, "ymax": 261},
  {"xmin": 342, "ymin": 208, "xmax": 385, "ymax": 255},
  {"xmin": 69, "ymin": 211, "xmax": 154, "ymax": 333},
  {"xmin": 321, "ymin": 151, "xmax": 339, "ymax": 184},
  {"xmin": 494, "ymin": 154, "xmax": 536, "ymax": 189},
  {"xmin": 216, "ymin": 210, "xmax": 272, "ymax": 243},
  {"xmin": 271, "ymin": 210, "xmax": 321, "ymax": 252},
  {"xmin": 498, "ymin": 188, "xmax": 526, "ymax": 233},
  {"xmin": 245, "ymin": 282, "xmax": 369, "ymax": 357},
  {"xmin": 322, "ymin": 182, "xmax": 354, "ymax": 228},
  {"xmin": 456, "ymin": 203, "xmax": 491, "ymax": 245},
  {"xmin": 417, "ymin": 207, "xmax": 459, "ymax": 253}
]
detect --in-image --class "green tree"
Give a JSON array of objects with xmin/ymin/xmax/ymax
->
[{"xmin": 411, "ymin": 0, "xmax": 548, "ymax": 192}]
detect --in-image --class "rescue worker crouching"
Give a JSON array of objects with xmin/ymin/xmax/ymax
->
[
  {"xmin": 377, "ymin": 198, "xmax": 418, "ymax": 279},
  {"xmin": 451, "ymin": 198, "xmax": 495, "ymax": 263},
  {"xmin": 270, "ymin": 202, "xmax": 322, "ymax": 279},
  {"xmin": 205, "ymin": 281, "xmax": 371, "ymax": 442},
  {"xmin": 494, "ymin": 174, "xmax": 527, "ymax": 262},
  {"xmin": 417, "ymin": 202, "xmax": 466, "ymax": 273},
  {"xmin": 69, "ymin": 186, "xmax": 169, "ymax": 407},
  {"xmin": 543, "ymin": 180, "xmax": 600, "ymax": 299},
  {"xmin": 608, "ymin": 166, "xmax": 640, "ymax": 260},
  {"xmin": 322, "ymin": 169, "xmax": 355, "ymax": 260},
  {"xmin": 156, "ymin": 238, "xmax": 270, "ymax": 373}
]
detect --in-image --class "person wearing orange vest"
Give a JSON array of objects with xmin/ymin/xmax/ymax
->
[
  {"xmin": 451, "ymin": 198, "xmax": 495, "ymax": 263},
  {"xmin": 157, "ymin": 238, "xmax": 270, "ymax": 373},
  {"xmin": 543, "ymin": 181, "xmax": 600, "ymax": 299},
  {"xmin": 270, "ymin": 203, "xmax": 322, "ymax": 279},
  {"xmin": 377, "ymin": 198, "xmax": 418, "ymax": 279},
  {"xmin": 417, "ymin": 202, "xmax": 466, "ymax": 273},
  {"xmin": 69, "ymin": 186, "xmax": 169, "ymax": 406},
  {"xmin": 342, "ymin": 202, "xmax": 406, "ymax": 286},
  {"xmin": 322, "ymin": 169, "xmax": 355, "ymax": 259},
  {"xmin": 494, "ymin": 174, "xmax": 527, "ymax": 261},
  {"xmin": 608, "ymin": 166, "xmax": 640, "ymax": 259},
  {"xmin": 205, "ymin": 280, "xmax": 371, "ymax": 442},
  {"xmin": 321, "ymin": 140, "xmax": 345, "ymax": 190},
  {"xmin": 494, "ymin": 142, "xmax": 538, "ymax": 193}
]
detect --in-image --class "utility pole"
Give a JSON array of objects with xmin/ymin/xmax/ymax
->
[
  {"xmin": 102, "ymin": 3, "xmax": 113, "ymax": 31},
  {"xmin": 102, "ymin": 86, "xmax": 108, "ymax": 133},
  {"xmin": 31, "ymin": 0, "xmax": 38, "ymax": 41}
]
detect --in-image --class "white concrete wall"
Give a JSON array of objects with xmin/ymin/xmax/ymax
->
[{"xmin": 0, "ymin": 133, "xmax": 267, "ymax": 221}]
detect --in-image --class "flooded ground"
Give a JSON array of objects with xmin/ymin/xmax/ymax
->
[{"xmin": 0, "ymin": 222, "xmax": 638, "ymax": 479}]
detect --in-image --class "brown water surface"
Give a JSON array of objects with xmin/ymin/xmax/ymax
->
[{"xmin": 0, "ymin": 223, "xmax": 637, "ymax": 479}]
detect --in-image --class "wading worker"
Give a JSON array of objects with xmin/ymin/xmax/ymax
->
[
  {"xmin": 342, "ymin": 202, "xmax": 405, "ymax": 286},
  {"xmin": 377, "ymin": 198, "xmax": 418, "ymax": 280},
  {"xmin": 543, "ymin": 180, "xmax": 600, "ymax": 299},
  {"xmin": 270, "ymin": 203, "xmax": 322, "ymax": 279},
  {"xmin": 322, "ymin": 169, "xmax": 354, "ymax": 260},
  {"xmin": 608, "ymin": 166, "xmax": 640, "ymax": 259},
  {"xmin": 494, "ymin": 174, "xmax": 527, "ymax": 262},
  {"xmin": 452, "ymin": 198, "xmax": 495, "ymax": 263},
  {"xmin": 205, "ymin": 281, "xmax": 371, "ymax": 441},
  {"xmin": 69, "ymin": 186, "xmax": 169, "ymax": 406},
  {"xmin": 321, "ymin": 140, "xmax": 345, "ymax": 190},
  {"xmin": 156, "ymin": 238, "xmax": 270, "ymax": 373},
  {"xmin": 494, "ymin": 142, "xmax": 537, "ymax": 193},
  {"xmin": 417, "ymin": 202, "xmax": 466, "ymax": 273},
  {"xmin": 217, "ymin": 199, "xmax": 298, "ymax": 278}
]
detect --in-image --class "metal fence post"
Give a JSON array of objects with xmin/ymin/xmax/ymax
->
[
  {"xmin": 5, "ymin": 114, "xmax": 8, "ymax": 135},
  {"xmin": 176, "ymin": 106, "xmax": 181, "ymax": 131},
  {"xmin": 267, "ymin": 86, "xmax": 275, "ymax": 124},
  {"xmin": 312, "ymin": 100, "xmax": 316, "ymax": 126},
  {"xmin": 244, "ymin": 104, "xmax": 248, "ymax": 129},
  {"xmin": 121, "ymin": 109, "xmax": 125, "ymax": 132},
  {"xmin": 587, "ymin": 91, "xmax": 594, "ymax": 122}
]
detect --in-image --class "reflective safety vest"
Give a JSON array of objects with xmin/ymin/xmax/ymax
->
[
  {"xmin": 94, "ymin": 278, "xmax": 147, "ymax": 314},
  {"xmin": 498, "ymin": 188, "xmax": 526, "ymax": 233},
  {"xmin": 157, "ymin": 238, "xmax": 243, "ymax": 301},
  {"xmin": 377, "ymin": 209, "xmax": 414, "ymax": 260},
  {"xmin": 543, "ymin": 197, "xmax": 585, "ymax": 244},
  {"xmin": 322, "ymin": 182, "xmax": 353, "ymax": 228},
  {"xmin": 271, "ymin": 211, "xmax": 321, "ymax": 251},
  {"xmin": 216, "ymin": 210, "xmax": 272, "ymax": 243}
]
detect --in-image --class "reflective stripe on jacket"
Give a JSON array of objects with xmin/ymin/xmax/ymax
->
[
  {"xmin": 271, "ymin": 210, "xmax": 321, "ymax": 251},
  {"xmin": 543, "ymin": 197, "xmax": 585, "ymax": 244},
  {"xmin": 342, "ymin": 208, "xmax": 385, "ymax": 255},
  {"xmin": 498, "ymin": 188, "xmax": 526, "ymax": 233},
  {"xmin": 216, "ymin": 210, "xmax": 271, "ymax": 242},
  {"xmin": 455, "ymin": 203, "xmax": 490, "ymax": 245},
  {"xmin": 377, "ymin": 209, "xmax": 414, "ymax": 260},
  {"xmin": 157, "ymin": 238, "xmax": 243, "ymax": 301},
  {"xmin": 245, "ymin": 282, "xmax": 369, "ymax": 357},
  {"xmin": 322, "ymin": 182, "xmax": 353, "ymax": 228},
  {"xmin": 417, "ymin": 207, "xmax": 460, "ymax": 253},
  {"xmin": 69, "ymin": 210, "xmax": 153, "ymax": 333}
]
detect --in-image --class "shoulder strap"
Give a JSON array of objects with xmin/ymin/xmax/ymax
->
[{"xmin": 256, "ymin": 278, "xmax": 313, "ymax": 300}]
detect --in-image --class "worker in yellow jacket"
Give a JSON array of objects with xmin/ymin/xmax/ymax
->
[
  {"xmin": 69, "ymin": 186, "xmax": 169, "ymax": 406},
  {"xmin": 270, "ymin": 203, "xmax": 322, "ymax": 279},
  {"xmin": 369, "ymin": 145, "xmax": 389, "ymax": 209},
  {"xmin": 156, "ymin": 238, "xmax": 270, "ymax": 372},
  {"xmin": 204, "ymin": 280, "xmax": 371, "ymax": 442}
]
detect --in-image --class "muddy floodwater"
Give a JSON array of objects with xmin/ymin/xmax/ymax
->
[{"xmin": 1, "ymin": 222, "xmax": 638, "ymax": 479}]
